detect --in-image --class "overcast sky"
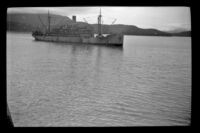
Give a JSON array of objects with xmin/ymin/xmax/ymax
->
[{"xmin": 7, "ymin": 7, "xmax": 191, "ymax": 31}]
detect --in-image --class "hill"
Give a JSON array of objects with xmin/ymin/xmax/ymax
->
[
  {"xmin": 91, "ymin": 24, "xmax": 172, "ymax": 36},
  {"xmin": 7, "ymin": 13, "xmax": 191, "ymax": 37},
  {"xmin": 170, "ymin": 31, "xmax": 191, "ymax": 36}
]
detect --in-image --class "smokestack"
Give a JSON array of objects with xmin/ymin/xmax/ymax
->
[{"xmin": 72, "ymin": 16, "xmax": 76, "ymax": 22}]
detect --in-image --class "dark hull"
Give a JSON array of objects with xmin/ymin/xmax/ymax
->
[{"xmin": 33, "ymin": 34, "xmax": 123, "ymax": 46}]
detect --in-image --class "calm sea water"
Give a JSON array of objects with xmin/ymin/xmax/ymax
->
[{"xmin": 7, "ymin": 32, "xmax": 191, "ymax": 126}]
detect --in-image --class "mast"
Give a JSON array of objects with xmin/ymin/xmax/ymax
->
[
  {"xmin": 47, "ymin": 10, "xmax": 51, "ymax": 33},
  {"xmin": 97, "ymin": 8, "xmax": 102, "ymax": 36}
]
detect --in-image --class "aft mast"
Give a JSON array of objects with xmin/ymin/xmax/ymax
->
[
  {"xmin": 97, "ymin": 8, "xmax": 102, "ymax": 36},
  {"xmin": 47, "ymin": 10, "xmax": 51, "ymax": 33}
]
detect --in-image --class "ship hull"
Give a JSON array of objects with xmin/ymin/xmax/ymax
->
[{"xmin": 33, "ymin": 34, "xmax": 123, "ymax": 46}]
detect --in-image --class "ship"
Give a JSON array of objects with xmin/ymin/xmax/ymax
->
[{"xmin": 32, "ymin": 9, "xmax": 123, "ymax": 46}]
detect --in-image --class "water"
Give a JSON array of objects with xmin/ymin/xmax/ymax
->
[{"xmin": 7, "ymin": 32, "xmax": 191, "ymax": 126}]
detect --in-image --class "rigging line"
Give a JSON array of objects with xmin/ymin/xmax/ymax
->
[
  {"xmin": 112, "ymin": 19, "xmax": 117, "ymax": 24},
  {"xmin": 38, "ymin": 15, "xmax": 47, "ymax": 30},
  {"xmin": 83, "ymin": 18, "xmax": 88, "ymax": 23}
]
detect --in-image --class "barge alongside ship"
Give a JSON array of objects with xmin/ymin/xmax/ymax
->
[{"xmin": 32, "ymin": 9, "xmax": 123, "ymax": 46}]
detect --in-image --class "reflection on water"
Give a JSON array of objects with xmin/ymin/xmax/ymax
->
[{"xmin": 7, "ymin": 32, "xmax": 191, "ymax": 126}]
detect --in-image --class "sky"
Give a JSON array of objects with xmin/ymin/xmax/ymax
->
[{"xmin": 7, "ymin": 7, "xmax": 191, "ymax": 31}]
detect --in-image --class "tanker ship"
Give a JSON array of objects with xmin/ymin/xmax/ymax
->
[{"xmin": 32, "ymin": 9, "xmax": 123, "ymax": 46}]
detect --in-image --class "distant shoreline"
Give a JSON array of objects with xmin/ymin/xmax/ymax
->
[
  {"xmin": 7, "ymin": 30, "xmax": 191, "ymax": 38},
  {"xmin": 7, "ymin": 30, "xmax": 32, "ymax": 34}
]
